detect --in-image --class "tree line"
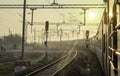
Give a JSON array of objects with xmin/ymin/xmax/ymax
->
[{"xmin": 0, "ymin": 34, "xmax": 22, "ymax": 50}]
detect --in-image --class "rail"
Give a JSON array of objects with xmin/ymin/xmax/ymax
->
[
  {"xmin": 51, "ymin": 50, "xmax": 77, "ymax": 76},
  {"xmin": 25, "ymin": 49, "xmax": 77, "ymax": 76}
]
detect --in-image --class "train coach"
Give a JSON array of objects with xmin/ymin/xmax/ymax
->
[{"xmin": 86, "ymin": 0, "xmax": 120, "ymax": 76}]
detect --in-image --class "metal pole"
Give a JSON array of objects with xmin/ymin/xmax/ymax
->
[
  {"xmin": 31, "ymin": 9, "xmax": 34, "ymax": 26},
  {"xmin": 44, "ymin": 21, "xmax": 49, "ymax": 60},
  {"xmin": 30, "ymin": 8, "xmax": 37, "ymax": 25},
  {"xmin": 45, "ymin": 32, "xmax": 48, "ymax": 58},
  {"xmin": 78, "ymin": 25, "xmax": 81, "ymax": 34},
  {"xmin": 84, "ymin": 9, "xmax": 86, "ymax": 25},
  {"xmin": 53, "ymin": 0, "xmax": 55, "ymax": 3},
  {"xmin": 60, "ymin": 29, "xmax": 62, "ymax": 42},
  {"xmin": 25, "ymin": 24, "xmax": 28, "ymax": 43},
  {"xmin": 34, "ymin": 28, "xmax": 36, "ymax": 43},
  {"xmin": 30, "ymin": 8, "xmax": 36, "ymax": 33},
  {"xmin": 56, "ymin": 25, "xmax": 59, "ymax": 37},
  {"xmin": 21, "ymin": 0, "xmax": 26, "ymax": 60},
  {"xmin": 82, "ymin": 8, "xmax": 87, "ymax": 25}
]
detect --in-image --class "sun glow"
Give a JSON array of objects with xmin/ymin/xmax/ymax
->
[
  {"xmin": 89, "ymin": 12, "xmax": 96, "ymax": 19},
  {"xmin": 109, "ymin": 12, "xmax": 113, "ymax": 17}
]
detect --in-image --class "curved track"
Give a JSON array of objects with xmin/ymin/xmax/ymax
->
[{"xmin": 25, "ymin": 41, "xmax": 78, "ymax": 76}]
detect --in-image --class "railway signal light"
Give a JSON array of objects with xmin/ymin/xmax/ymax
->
[
  {"xmin": 44, "ymin": 41, "xmax": 47, "ymax": 47},
  {"xmin": 45, "ymin": 21, "xmax": 49, "ymax": 32},
  {"xmin": 86, "ymin": 30, "xmax": 89, "ymax": 39},
  {"xmin": 44, "ymin": 21, "xmax": 49, "ymax": 60}
]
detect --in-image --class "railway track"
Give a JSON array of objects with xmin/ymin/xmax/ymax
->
[
  {"xmin": 25, "ymin": 46, "xmax": 77, "ymax": 76},
  {"xmin": 0, "ymin": 57, "xmax": 16, "ymax": 63}
]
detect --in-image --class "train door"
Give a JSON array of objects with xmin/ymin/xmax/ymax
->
[
  {"xmin": 115, "ymin": 1, "xmax": 120, "ymax": 76},
  {"xmin": 116, "ymin": 29, "xmax": 120, "ymax": 76}
]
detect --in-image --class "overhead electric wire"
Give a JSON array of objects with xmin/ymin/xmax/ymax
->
[{"xmin": 44, "ymin": 0, "xmax": 64, "ymax": 17}]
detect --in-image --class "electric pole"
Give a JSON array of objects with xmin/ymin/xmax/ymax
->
[
  {"xmin": 78, "ymin": 25, "xmax": 81, "ymax": 34},
  {"xmin": 21, "ymin": 0, "xmax": 26, "ymax": 60},
  {"xmin": 34, "ymin": 28, "xmax": 36, "ymax": 43},
  {"xmin": 44, "ymin": 21, "xmax": 49, "ymax": 60},
  {"xmin": 56, "ymin": 24, "xmax": 60, "ymax": 37},
  {"xmin": 82, "ymin": 8, "xmax": 88, "ymax": 25}
]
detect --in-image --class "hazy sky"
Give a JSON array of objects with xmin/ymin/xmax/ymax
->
[
  {"xmin": 0, "ymin": 0, "xmax": 104, "ymax": 4},
  {"xmin": 0, "ymin": 0, "xmax": 104, "ymax": 42}
]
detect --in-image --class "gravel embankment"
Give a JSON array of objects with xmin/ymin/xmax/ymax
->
[{"xmin": 56, "ymin": 45, "xmax": 105, "ymax": 76}]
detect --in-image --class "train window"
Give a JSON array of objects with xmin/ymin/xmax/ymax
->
[
  {"xmin": 116, "ymin": 4, "xmax": 120, "ymax": 75},
  {"xmin": 116, "ymin": 28, "xmax": 120, "ymax": 75},
  {"xmin": 117, "ymin": 30, "xmax": 120, "ymax": 51},
  {"xmin": 116, "ymin": 4, "xmax": 120, "ymax": 49},
  {"xmin": 116, "ymin": 5, "xmax": 120, "ymax": 25},
  {"xmin": 116, "ymin": 0, "xmax": 120, "ymax": 5}
]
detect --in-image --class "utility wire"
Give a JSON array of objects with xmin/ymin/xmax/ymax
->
[{"xmin": 44, "ymin": 0, "xmax": 65, "ymax": 20}]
